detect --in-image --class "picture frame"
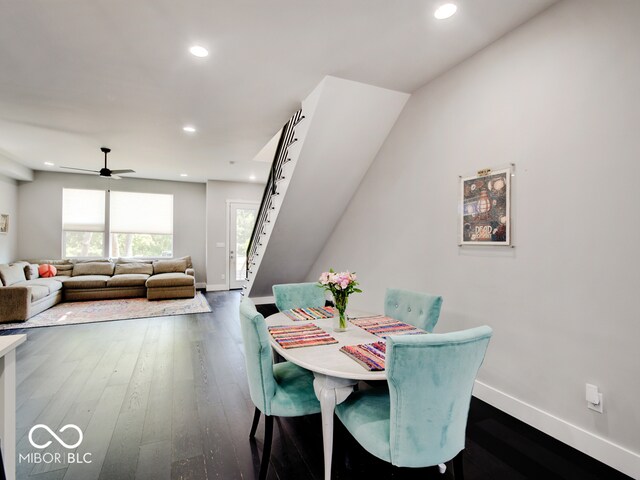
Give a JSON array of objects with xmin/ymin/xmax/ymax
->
[
  {"xmin": 0, "ymin": 214, "xmax": 8, "ymax": 234},
  {"xmin": 459, "ymin": 166, "xmax": 511, "ymax": 246}
]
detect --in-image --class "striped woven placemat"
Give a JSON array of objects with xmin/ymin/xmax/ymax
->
[
  {"xmin": 340, "ymin": 341, "xmax": 387, "ymax": 371},
  {"xmin": 283, "ymin": 307, "xmax": 335, "ymax": 321},
  {"xmin": 349, "ymin": 316, "xmax": 427, "ymax": 338},
  {"xmin": 268, "ymin": 323, "xmax": 338, "ymax": 349}
]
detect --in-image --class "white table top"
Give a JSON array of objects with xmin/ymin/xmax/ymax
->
[
  {"xmin": 0, "ymin": 334, "xmax": 26, "ymax": 358},
  {"xmin": 265, "ymin": 310, "xmax": 387, "ymax": 381}
]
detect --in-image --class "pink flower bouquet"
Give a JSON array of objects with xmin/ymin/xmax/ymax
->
[{"xmin": 318, "ymin": 269, "xmax": 362, "ymax": 331}]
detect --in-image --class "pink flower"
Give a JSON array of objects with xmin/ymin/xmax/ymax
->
[{"xmin": 319, "ymin": 272, "xmax": 330, "ymax": 285}]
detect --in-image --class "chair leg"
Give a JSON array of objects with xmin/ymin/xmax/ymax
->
[
  {"xmin": 249, "ymin": 407, "xmax": 261, "ymax": 438},
  {"xmin": 452, "ymin": 450, "xmax": 464, "ymax": 480},
  {"xmin": 259, "ymin": 415, "xmax": 274, "ymax": 480}
]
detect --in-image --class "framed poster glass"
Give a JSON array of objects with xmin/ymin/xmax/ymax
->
[{"xmin": 460, "ymin": 167, "xmax": 511, "ymax": 246}]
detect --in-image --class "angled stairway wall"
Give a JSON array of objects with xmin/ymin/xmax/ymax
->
[{"xmin": 247, "ymin": 76, "xmax": 409, "ymax": 298}]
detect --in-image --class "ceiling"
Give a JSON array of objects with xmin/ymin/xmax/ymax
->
[{"xmin": 0, "ymin": 0, "xmax": 556, "ymax": 184}]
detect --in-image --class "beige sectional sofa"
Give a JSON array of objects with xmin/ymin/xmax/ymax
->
[{"xmin": 0, "ymin": 256, "xmax": 196, "ymax": 323}]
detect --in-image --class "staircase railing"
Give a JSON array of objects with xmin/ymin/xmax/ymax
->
[{"xmin": 245, "ymin": 108, "xmax": 304, "ymax": 281}]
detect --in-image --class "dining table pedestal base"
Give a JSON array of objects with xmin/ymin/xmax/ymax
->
[{"xmin": 313, "ymin": 373, "xmax": 358, "ymax": 480}]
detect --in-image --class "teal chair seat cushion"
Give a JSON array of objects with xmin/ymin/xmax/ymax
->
[
  {"xmin": 271, "ymin": 362, "xmax": 321, "ymax": 417},
  {"xmin": 335, "ymin": 389, "xmax": 391, "ymax": 463}
]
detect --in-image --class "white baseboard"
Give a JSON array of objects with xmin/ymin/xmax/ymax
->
[
  {"xmin": 249, "ymin": 295, "xmax": 275, "ymax": 305},
  {"xmin": 206, "ymin": 284, "xmax": 228, "ymax": 292},
  {"xmin": 473, "ymin": 380, "xmax": 640, "ymax": 479}
]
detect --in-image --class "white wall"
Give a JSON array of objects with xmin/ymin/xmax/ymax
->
[
  {"xmin": 17, "ymin": 171, "xmax": 207, "ymax": 283},
  {"xmin": 0, "ymin": 174, "xmax": 19, "ymax": 263},
  {"xmin": 307, "ymin": 0, "xmax": 640, "ymax": 475},
  {"xmin": 205, "ymin": 180, "xmax": 264, "ymax": 289}
]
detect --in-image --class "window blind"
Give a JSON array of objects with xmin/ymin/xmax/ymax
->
[
  {"xmin": 62, "ymin": 189, "xmax": 106, "ymax": 232},
  {"xmin": 110, "ymin": 191, "xmax": 173, "ymax": 235}
]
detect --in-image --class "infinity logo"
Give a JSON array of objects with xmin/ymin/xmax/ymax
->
[{"xmin": 28, "ymin": 424, "xmax": 83, "ymax": 449}]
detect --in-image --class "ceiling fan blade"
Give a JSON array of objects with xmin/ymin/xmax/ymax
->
[
  {"xmin": 109, "ymin": 169, "xmax": 135, "ymax": 174},
  {"xmin": 98, "ymin": 174, "xmax": 121, "ymax": 180},
  {"xmin": 61, "ymin": 166, "xmax": 100, "ymax": 173}
]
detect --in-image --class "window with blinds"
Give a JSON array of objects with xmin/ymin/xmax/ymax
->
[
  {"xmin": 110, "ymin": 191, "xmax": 173, "ymax": 258},
  {"xmin": 62, "ymin": 189, "xmax": 106, "ymax": 257},
  {"xmin": 61, "ymin": 188, "xmax": 174, "ymax": 258}
]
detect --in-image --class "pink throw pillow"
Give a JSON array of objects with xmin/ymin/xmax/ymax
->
[{"xmin": 38, "ymin": 264, "xmax": 57, "ymax": 278}]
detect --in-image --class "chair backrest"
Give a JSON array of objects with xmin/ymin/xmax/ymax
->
[
  {"xmin": 272, "ymin": 282, "xmax": 326, "ymax": 311},
  {"xmin": 386, "ymin": 326, "xmax": 492, "ymax": 467},
  {"xmin": 239, "ymin": 298, "xmax": 277, "ymax": 415},
  {"xmin": 384, "ymin": 288, "xmax": 443, "ymax": 332}
]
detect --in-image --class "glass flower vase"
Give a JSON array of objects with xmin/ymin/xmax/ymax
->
[{"xmin": 333, "ymin": 292, "xmax": 348, "ymax": 332}]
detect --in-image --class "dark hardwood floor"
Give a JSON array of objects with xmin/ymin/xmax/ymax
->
[{"xmin": 1, "ymin": 291, "xmax": 631, "ymax": 480}]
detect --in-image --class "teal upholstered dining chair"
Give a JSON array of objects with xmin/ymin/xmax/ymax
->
[
  {"xmin": 239, "ymin": 298, "xmax": 321, "ymax": 480},
  {"xmin": 335, "ymin": 326, "xmax": 492, "ymax": 478},
  {"xmin": 272, "ymin": 282, "xmax": 326, "ymax": 311},
  {"xmin": 384, "ymin": 288, "xmax": 443, "ymax": 332}
]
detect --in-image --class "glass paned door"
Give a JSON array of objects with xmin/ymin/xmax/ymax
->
[{"xmin": 229, "ymin": 202, "xmax": 258, "ymax": 289}]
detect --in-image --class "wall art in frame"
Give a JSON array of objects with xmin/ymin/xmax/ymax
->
[
  {"xmin": 460, "ymin": 166, "xmax": 511, "ymax": 246},
  {"xmin": 0, "ymin": 214, "xmax": 8, "ymax": 234}
]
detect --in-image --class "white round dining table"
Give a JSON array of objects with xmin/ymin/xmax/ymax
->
[{"xmin": 264, "ymin": 310, "xmax": 386, "ymax": 480}]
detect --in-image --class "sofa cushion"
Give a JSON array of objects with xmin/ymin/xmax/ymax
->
[
  {"xmin": 153, "ymin": 259, "xmax": 187, "ymax": 274},
  {"xmin": 116, "ymin": 257, "xmax": 153, "ymax": 264},
  {"xmin": 24, "ymin": 278, "xmax": 64, "ymax": 294},
  {"xmin": 114, "ymin": 263, "xmax": 153, "ymax": 276},
  {"xmin": 72, "ymin": 262, "xmax": 115, "ymax": 277},
  {"xmin": 0, "ymin": 264, "xmax": 27, "ymax": 286},
  {"xmin": 54, "ymin": 264, "xmax": 74, "ymax": 276},
  {"xmin": 64, "ymin": 275, "xmax": 111, "ymax": 289},
  {"xmin": 146, "ymin": 272, "xmax": 195, "ymax": 288},
  {"xmin": 107, "ymin": 274, "xmax": 150, "ymax": 288},
  {"xmin": 28, "ymin": 285, "xmax": 50, "ymax": 302},
  {"xmin": 24, "ymin": 259, "xmax": 71, "ymax": 265},
  {"xmin": 12, "ymin": 261, "xmax": 29, "ymax": 273},
  {"xmin": 24, "ymin": 264, "xmax": 40, "ymax": 280},
  {"xmin": 177, "ymin": 255, "xmax": 193, "ymax": 269}
]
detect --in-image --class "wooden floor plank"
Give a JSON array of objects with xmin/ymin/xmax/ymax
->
[
  {"xmin": 135, "ymin": 441, "xmax": 171, "ymax": 480},
  {"xmin": 62, "ymin": 384, "xmax": 128, "ymax": 480},
  {"xmin": 99, "ymin": 324, "xmax": 158, "ymax": 480},
  {"xmin": 171, "ymin": 379, "xmax": 203, "ymax": 464}
]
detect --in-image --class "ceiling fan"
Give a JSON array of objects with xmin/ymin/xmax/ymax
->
[{"xmin": 61, "ymin": 147, "xmax": 135, "ymax": 179}]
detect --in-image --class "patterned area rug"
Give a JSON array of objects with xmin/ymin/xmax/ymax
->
[{"xmin": 0, "ymin": 292, "xmax": 211, "ymax": 330}]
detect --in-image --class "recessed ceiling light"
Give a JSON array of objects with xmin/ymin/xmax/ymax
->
[
  {"xmin": 249, "ymin": 175, "xmax": 256, "ymax": 181},
  {"xmin": 180, "ymin": 173, "xmax": 188, "ymax": 177},
  {"xmin": 44, "ymin": 161, "xmax": 54, "ymax": 166},
  {"xmin": 189, "ymin": 45, "xmax": 209, "ymax": 58},
  {"xmin": 434, "ymin": 3, "xmax": 457, "ymax": 19},
  {"xmin": 183, "ymin": 125, "xmax": 196, "ymax": 133}
]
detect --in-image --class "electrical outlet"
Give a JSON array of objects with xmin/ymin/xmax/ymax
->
[
  {"xmin": 586, "ymin": 384, "xmax": 603, "ymax": 413},
  {"xmin": 587, "ymin": 393, "xmax": 603, "ymax": 413},
  {"xmin": 221, "ymin": 273, "xmax": 225, "ymax": 280}
]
